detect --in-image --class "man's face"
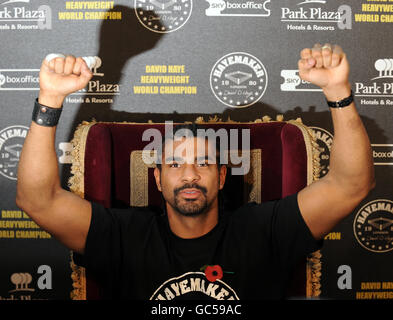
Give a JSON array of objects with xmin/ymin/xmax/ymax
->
[{"xmin": 154, "ymin": 137, "xmax": 226, "ymax": 217}]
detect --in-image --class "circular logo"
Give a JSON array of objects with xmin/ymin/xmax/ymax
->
[
  {"xmin": 353, "ymin": 199, "xmax": 393, "ymax": 253},
  {"xmin": 0, "ymin": 125, "xmax": 29, "ymax": 180},
  {"xmin": 210, "ymin": 52, "xmax": 268, "ymax": 108},
  {"xmin": 134, "ymin": 0, "xmax": 193, "ymax": 33},
  {"xmin": 310, "ymin": 127, "xmax": 333, "ymax": 178}
]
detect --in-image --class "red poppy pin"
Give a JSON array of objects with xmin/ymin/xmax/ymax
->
[{"xmin": 200, "ymin": 264, "xmax": 234, "ymax": 282}]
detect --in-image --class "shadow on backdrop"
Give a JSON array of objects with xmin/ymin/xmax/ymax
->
[{"xmin": 62, "ymin": 5, "xmax": 389, "ymax": 300}]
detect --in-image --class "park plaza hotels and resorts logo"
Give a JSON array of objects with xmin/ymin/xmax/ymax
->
[
  {"xmin": 0, "ymin": 266, "xmax": 52, "ymax": 300},
  {"xmin": 2, "ymin": 272, "xmax": 35, "ymax": 300},
  {"xmin": 135, "ymin": 0, "xmax": 192, "ymax": 33},
  {"xmin": 0, "ymin": 125, "xmax": 29, "ymax": 181},
  {"xmin": 355, "ymin": 58, "xmax": 393, "ymax": 107},
  {"xmin": 0, "ymin": 0, "xmax": 51, "ymax": 30},
  {"xmin": 0, "ymin": 57, "xmax": 119, "ymax": 103},
  {"xmin": 62, "ymin": 56, "xmax": 119, "ymax": 163},
  {"xmin": 64, "ymin": 56, "xmax": 121, "ymax": 105},
  {"xmin": 354, "ymin": 200, "xmax": 393, "ymax": 253},
  {"xmin": 210, "ymin": 52, "xmax": 268, "ymax": 108},
  {"xmin": 281, "ymin": 0, "xmax": 352, "ymax": 31},
  {"xmin": 205, "ymin": 0, "xmax": 271, "ymax": 17}
]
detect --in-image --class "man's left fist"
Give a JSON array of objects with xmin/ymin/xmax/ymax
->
[{"xmin": 298, "ymin": 43, "xmax": 351, "ymax": 100}]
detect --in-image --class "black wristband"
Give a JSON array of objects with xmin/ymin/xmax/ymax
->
[
  {"xmin": 326, "ymin": 90, "xmax": 354, "ymax": 109},
  {"xmin": 32, "ymin": 98, "xmax": 63, "ymax": 127}
]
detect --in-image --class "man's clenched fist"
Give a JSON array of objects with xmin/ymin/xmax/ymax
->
[
  {"xmin": 298, "ymin": 43, "xmax": 351, "ymax": 101},
  {"xmin": 39, "ymin": 55, "xmax": 93, "ymax": 108}
]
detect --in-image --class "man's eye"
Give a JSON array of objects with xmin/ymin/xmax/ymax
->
[
  {"xmin": 198, "ymin": 162, "xmax": 208, "ymax": 167},
  {"xmin": 170, "ymin": 163, "xmax": 180, "ymax": 168}
]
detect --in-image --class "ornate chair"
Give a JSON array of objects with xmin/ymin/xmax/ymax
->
[{"xmin": 69, "ymin": 116, "xmax": 322, "ymax": 300}]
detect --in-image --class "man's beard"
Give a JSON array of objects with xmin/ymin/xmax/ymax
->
[{"xmin": 172, "ymin": 183, "xmax": 211, "ymax": 217}]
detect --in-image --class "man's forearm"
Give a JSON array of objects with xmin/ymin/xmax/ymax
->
[
  {"xmin": 15, "ymin": 55, "xmax": 93, "ymax": 253},
  {"xmin": 16, "ymin": 95, "xmax": 64, "ymax": 211},
  {"xmin": 297, "ymin": 44, "xmax": 375, "ymax": 239},
  {"xmin": 324, "ymin": 85, "xmax": 375, "ymax": 196}
]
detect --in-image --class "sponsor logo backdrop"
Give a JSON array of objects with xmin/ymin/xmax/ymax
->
[{"xmin": 0, "ymin": 0, "xmax": 392, "ymax": 300}]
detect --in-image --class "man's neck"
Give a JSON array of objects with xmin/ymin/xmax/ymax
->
[{"xmin": 166, "ymin": 202, "xmax": 219, "ymax": 239}]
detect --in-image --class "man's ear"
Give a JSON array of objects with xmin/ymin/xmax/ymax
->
[
  {"xmin": 219, "ymin": 165, "xmax": 227, "ymax": 190},
  {"xmin": 154, "ymin": 167, "xmax": 162, "ymax": 192}
]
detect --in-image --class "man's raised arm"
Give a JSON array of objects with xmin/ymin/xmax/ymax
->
[
  {"xmin": 297, "ymin": 43, "xmax": 375, "ymax": 240},
  {"xmin": 16, "ymin": 55, "xmax": 93, "ymax": 254}
]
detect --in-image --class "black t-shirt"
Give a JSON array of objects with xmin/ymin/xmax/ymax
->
[{"xmin": 76, "ymin": 193, "xmax": 322, "ymax": 300}]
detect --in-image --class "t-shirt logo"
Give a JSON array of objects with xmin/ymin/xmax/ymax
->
[{"xmin": 149, "ymin": 271, "xmax": 239, "ymax": 300}]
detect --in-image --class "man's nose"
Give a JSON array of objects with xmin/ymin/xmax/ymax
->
[{"xmin": 181, "ymin": 164, "xmax": 200, "ymax": 183}]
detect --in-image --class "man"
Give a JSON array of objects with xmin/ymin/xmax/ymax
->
[{"xmin": 16, "ymin": 44, "xmax": 375, "ymax": 299}]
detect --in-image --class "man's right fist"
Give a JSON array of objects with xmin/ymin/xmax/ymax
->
[{"xmin": 39, "ymin": 55, "xmax": 93, "ymax": 108}]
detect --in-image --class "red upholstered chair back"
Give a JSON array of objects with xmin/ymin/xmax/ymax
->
[{"xmin": 69, "ymin": 119, "xmax": 321, "ymax": 300}]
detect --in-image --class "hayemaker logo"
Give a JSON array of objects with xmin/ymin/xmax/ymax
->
[
  {"xmin": 280, "ymin": 69, "xmax": 322, "ymax": 92},
  {"xmin": 354, "ymin": 199, "xmax": 393, "ymax": 253},
  {"xmin": 0, "ymin": 125, "xmax": 28, "ymax": 180},
  {"xmin": 210, "ymin": 52, "xmax": 268, "ymax": 108},
  {"xmin": 310, "ymin": 127, "xmax": 333, "ymax": 178},
  {"xmin": 150, "ymin": 272, "xmax": 239, "ymax": 300},
  {"xmin": 206, "ymin": 0, "xmax": 271, "ymax": 17},
  {"xmin": 281, "ymin": 0, "xmax": 352, "ymax": 32},
  {"xmin": 0, "ymin": 0, "xmax": 52, "ymax": 30},
  {"xmin": 355, "ymin": 59, "xmax": 393, "ymax": 107},
  {"xmin": 66, "ymin": 57, "xmax": 120, "ymax": 105},
  {"xmin": 135, "ymin": 0, "xmax": 192, "ymax": 33}
]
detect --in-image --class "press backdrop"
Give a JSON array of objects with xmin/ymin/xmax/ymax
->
[{"xmin": 0, "ymin": 0, "xmax": 392, "ymax": 300}]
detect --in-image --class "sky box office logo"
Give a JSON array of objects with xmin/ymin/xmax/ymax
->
[
  {"xmin": 205, "ymin": 0, "xmax": 271, "ymax": 17},
  {"xmin": 0, "ymin": 125, "xmax": 28, "ymax": 181},
  {"xmin": 355, "ymin": 59, "xmax": 393, "ymax": 106},
  {"xmin": 280, "ymin": 69, "xmax": 322, "ymax": 92},
  {"xmin": 135, "ymin": 0, "xmax": 192, "ymax": 33},
  {"xmin": 0, "ymin": 0, "xmax": 52, "ymax": 30},
  {"xmin": 210, "ymin": 52, "xmax": 268, "ymax": 108},
  {"xmin": 0, "ymin": 69, "xmax": 39, "ymax": 90},
  {"xmin": 371, "ymin": 144, "xmax": 393, "ymax": 166},
  {"xmin": 281, "ymin": 0, "xmax": 352, "ymax": 31},
  {"xmin": 354, "ymin": 199, "xmax": 393, "ymax": 253}
]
